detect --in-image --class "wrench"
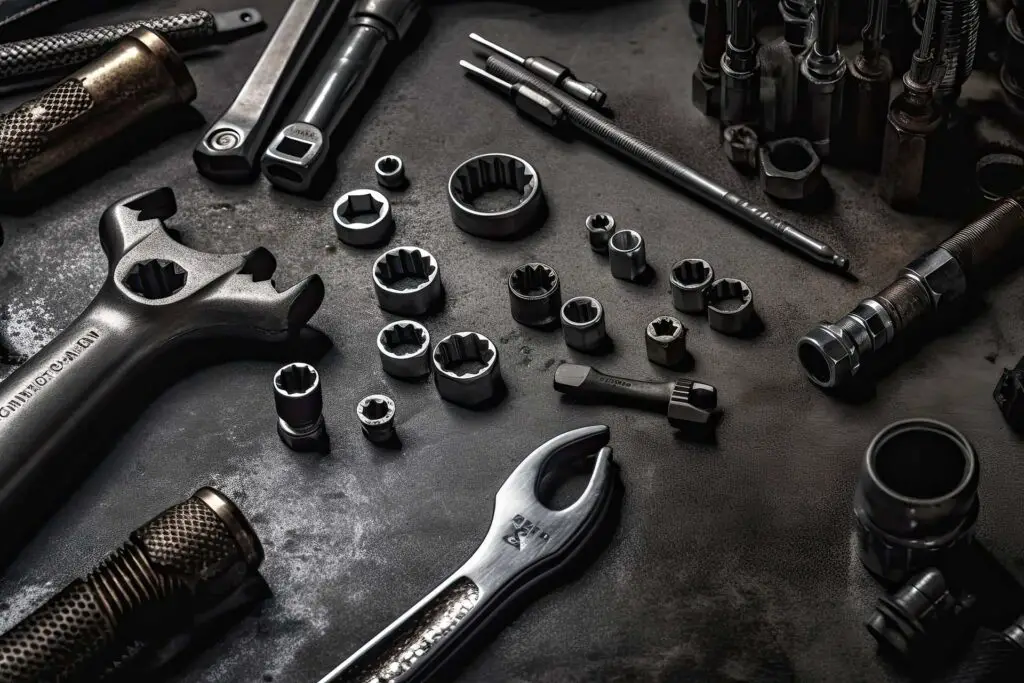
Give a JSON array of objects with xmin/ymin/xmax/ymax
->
[
  {"xmin": 261, "ymin": 0, "xmax": 422, "ymax": 193},
  {"xmin": 0, "ymin": 187, "xmax": 324, "ymax": 561},
  {"xmin": 318, "ymin": 424, "xmax": 617, "ymax": 683},
  {"xmin": 194, "ymin": 0, "xmax": 348, "ymax": 183}
]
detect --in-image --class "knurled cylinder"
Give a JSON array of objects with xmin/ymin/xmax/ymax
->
[
  {"xmin": 938, "ymin": 196, "xmax": 1024, "ymax": 281},
  {"xmin": 874, "ymin": 276, "xmax": 933, "ymax": 334}
]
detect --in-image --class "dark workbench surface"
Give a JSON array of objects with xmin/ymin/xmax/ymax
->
[{"xmin": 2, "ymin": 1, "xmax": 1023, "ymax": 681}]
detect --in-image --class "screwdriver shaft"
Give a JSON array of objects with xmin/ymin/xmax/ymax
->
[{"xmin": 469, "ymin": 32, "xmax": 526, "ymax": 64}]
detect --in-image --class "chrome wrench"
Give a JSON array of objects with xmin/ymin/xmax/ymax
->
[
  {"xmin": 262, "ymin": 0, "xmax": 422, "ymax": 193},
  {"xmin": 317, "ymin": 425, "xmax": 617, "ymax": 683},
  {"xmin": 194, "ymin": 0, "xmax": 348, "ymax": 183}
]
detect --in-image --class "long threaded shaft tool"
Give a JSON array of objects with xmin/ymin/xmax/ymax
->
[{"xmin": 464, "ymin": 56, "xmax": 851, "ymax": 273}]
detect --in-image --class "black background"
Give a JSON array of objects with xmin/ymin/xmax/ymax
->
[{"xmin": 1, "ymin": 0, "xmax": 1023, "ymax": 681}]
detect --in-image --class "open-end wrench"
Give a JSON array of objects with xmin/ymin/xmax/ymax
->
[
  {"xmin": 262, "ymin": 0, "xmax": 422, "ymax": 193},
  {"xmin": 318, "ymin": 425, "xmax": 617, "ymax": 683},
  {"xmin": 0, "ymin": 187, "xmax": 324, "ymax": 561},
  {"xmin": 194, "ymin": 0, "xmax": 348, "ymax": 183}
]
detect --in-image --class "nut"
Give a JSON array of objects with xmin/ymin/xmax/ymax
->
[
  {"xmin": 333, "ymin": 189, "xmax": 394, "ymax": 247},
  {"xmin": 797, "ymin": 322, "xmax": 858, "ymax": 388},
  {"xmin": 448, "ymin": 153, "xmax": 545, "ymax": 239},
  {"xmin": 357, "ymin": 395, "xmax": 397, "ymax": 443},
  {"xmin": 723, "ymin": 125, "xmax": 759, "ymax": 172},
  {"xmin": 372, "ymin": 246, "xmax": 442, "ymax": 316},
  {"xmin": 273, "ymin": 363, "xmax": 328, "ymax": 453},
  {"xmin": 375, "ymin": 155, "xmax": 407, "ymax": 189},
  {"xmin": 691, "ymin": 65, "xmax": 721, "ymax": 117},
  {"xmin": 608, "ymin": 230, "xmax": 647, "ymax": 281},
  {"xmin": 646, "ymin": 316, "xmax": 689, "ymax": 368},
  {"xmin": 903, "ymin": 248, "xmax": 968, "ymax": 310},
  {"xmin": 706, "ymin": 278, "xmax": 755, "ymax": 335},
  {"xmin": 432, "ymin": 332, "xmax": 503, "ymax": 408},
  {"xmin": 561, "ymin": 297, "xmax": 607, "ymax": 353},
  {"xmin": 585, "ymin": 213, "xmax": 617, "ymax": 252},
  {"xmin": 670, "ymin": 259, "xmax": 715, "ymax": 313},
  {"xmin": 759, "ymin": 137, "xmax": 823, "ymax": 200},
  {"xmin": 377, "ymin": 320, "xmax": 431, "ymax": 379},
  {"xmin": 508, "ymin": 263, "xmax": 561, "ymax": 327}
]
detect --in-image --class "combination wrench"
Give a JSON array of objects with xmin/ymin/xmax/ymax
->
[
  {"xmin": 0, "ymin": 187, "xmax": 325, "ymax": 562},
  {"xmin": 318, "ymin": 424, "xmax": 618, "ymax": 683},
  {"xmin": 194, "ymin": 0, "xmax": 349, "ymax": 183},
  {"xmin": 262, "ymin": 0, "xmax": 422, "ymax": 193}
]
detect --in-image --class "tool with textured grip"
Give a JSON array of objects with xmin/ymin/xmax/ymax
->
[
  {"xmin": 317, "ymin": 425, "xmax": 617, "ymax": 683},
  {"xmin": 553, "ymin": 363, "xmax": 719, "ymax": 428},
  {"xmin": 798, "ymin": 196, "xmax": 1024, "ymax": 391},
  {"xmin": 0, "ymin": 9, "xmax": 264, "ymax": 86},
  {"xmin": 0, "ymin": 487, "xmax": 263, "ymax": 683},
  {"xmin": 261, "ymin": 0, "xmax": 421, "ymax": 193},
  {"xmin": 0, "ymin": 28, "xmax": 195, "ymax": 194},
  {"xmin": 936, "ymin": 616, "xmax": 1024, "ymax": 682},
  {"xmin": 194, "ymin": 0, "xmax": 348, "ymax": 183},
  {"xmin": 0, "ymin": 187, "xmax": 324, "ymax": 562}
]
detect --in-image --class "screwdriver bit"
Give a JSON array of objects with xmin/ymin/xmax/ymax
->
[{"xmin": 553, "ymin": 363, "xmax": 719, "ymax": 428}]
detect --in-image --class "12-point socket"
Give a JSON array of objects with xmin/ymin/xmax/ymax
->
[
  {"xmin": 509, "ymin": 263, "xmax": 561, "ymax": 327},
  {"xmin": 432, "ymin": 332, "xmax": 503, "ymax": 408},
  {"xmin": 377, "ymin": 320, "xmax": 431, "ymax": 379},
  {"xmin": 707, "ymin": 278, "xmax": 755, "ymax": 335},
  {"xmin": 273, "ymin": 363, "xmax": 327, "ymax": 453},
  {"xmin": 372, "ymin": 246, "xmax": 442, "ymax": 316},
  {"xmin": 561, "ymin": 297, "xmax": 608, "ymax": 353},
  {"xmin": 670, "ymin": 259, "xmax": 715, "ymax": 314}
]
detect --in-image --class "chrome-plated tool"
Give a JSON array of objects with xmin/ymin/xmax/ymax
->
[
  {"xmin": 317, "ymin": 425, "xmax": 617, "ymax": 683},
  {"xmin": 195, "ymin": 0, "xmax": 347, "ymax": 183},
  {"xmin": 0, "ymin": 8, "xmax": 264, "ymax": 86},
  {"xmin": 470, "ymin": 32, "xmax": 607, "ymax": 107},
  {"xmin": 461, "ymin": 58, "xmax": 851, "ymax": 273},
  {"xmin": 262, "ymin": 0, "xmax": 422, "ymax": 193}
]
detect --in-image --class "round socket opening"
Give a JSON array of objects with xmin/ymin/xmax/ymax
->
[
  {"xmin": 375, "ymin": 249, "xmax": 435, "ymax": 291},
  {"xmin": 361, "ymin": 397, "xmax": 392, "ymax": 421},
  {"xmin": 435, "ymin": 334, "xmax": 495, "ymax": 376},
  {"xmin": 798, "ymin": 342, "xmax": 833, "ymax": 385},
  {"xmin": 510, "ymin": 264, "xmax": 557, "ymax": 297},
  {"xmin": 452, "ymin": 156, "xmax": 534, "ymax": 212},
  {"xmin": 610, "ymin": 230, "xmax": 640, "ymax": 251},
  {"xmin": 377, "ymin": 156, "xmax": 401, "ymax": 174},
  {"xmin": 650, "ymin": 317, "xmax": 680, "ymax": 338},
  {"xmin": 672, "ymin": 259, "xmax": 711, "ymax": 286},
  {"xmin": 769, "ymin": 142, "xmax": 813, "ymax": 172},
  {"xmin": 382, "ymin": 323, "xmax": 427, "ymax": 356},
  {"xmin": 275, "ymin": 364, "xmax": 318, "ymax": 396},
  {"xmin": 871, "ymin": 427, "xmax": 970, "ymax": 501},
  {"xmin": 338, "ymin": 191, "xmax": 386, "ymax": 224},
  {"xmin": 708, "ymin": 279, "xmax": 750, "ymax": 312},
  {"xmin": 563, "ymin": 298, "xmax": 599, "ymax": 325},
  {"xmin": 589, "ymin": 214, "xmax": 612, "ymax": 230}
]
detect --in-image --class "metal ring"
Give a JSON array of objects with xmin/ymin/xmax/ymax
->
[
  {"xmin": 334, "ymin": 189, "xmax": 394, "ymax": 247},
  {"xmin": 372, "ymin": 246, "xmax": 442, "ymax": 316},
  {"xmin": 447, "ymin": 153, "xmax": 545, "ymax": 239}
]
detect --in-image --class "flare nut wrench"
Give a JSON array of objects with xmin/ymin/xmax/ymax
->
[{"xmin": 0, "ymin": 187, "xmax": 325, "ymax": 560}]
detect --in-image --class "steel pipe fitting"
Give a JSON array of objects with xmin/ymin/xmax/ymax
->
[
  {"xmin": 608, "ymin": 230, "xmax": 647, "ymax": 281},
  {"xmin": 448, "ymin": 153, "xmax": 545, "ymax": 239},
  {"xmin": 377, "ymin": 320, "xmax": 431, "ymax": 379},
  {"xmin": 586, "ymin": 213, "xmax": 617, "ymax": 252},
  {"xmin": 432, "ymin": 332, "xmax": 503, "ymax": 408},
  {"xmin": 375, "ymin": 154, "xmax": 407, "ymax": 189},
  {"xmin": 854, "ymin": 419, "xmax": 979, "ymax": 583},
  {"xmin": 508, "ymin": 263, "xmax": 562, "ymax": 327},
  {"xmin": 334, "ymin": 189, "xmax": 394, "ymax": 246},
  {"xmin": 357, "ymin": 394, "xmax": 397, "ymax": 443},
  {"xmin": 670, "ymin": 259, "xmax": 715, "ymax": 313},
  {"xmin": 561, "ymin": 297, "xmax": 608, "ymax": 353},
  {"xmin": 274, "ymin": 363, "xmax": 327, "ymax": 453},
  {"xmin": 372, "ymin": 246, "xmax": 443, "ymax": 316}
]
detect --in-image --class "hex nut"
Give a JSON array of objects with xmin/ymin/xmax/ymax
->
[
  {"xmin": 797, "ymin": 322, "xmax": 858, "ymax": 388},
  {"xmin": 878, "ymin": 113, "xmax": 942, "ymax": 209},
  {"xmin": 448, "ymin": 153, "xmax": 545, "ymax": 239},
  {"xmin": 377, "ymin": 320, "xmax": 431, "ymax": 379},
  {"xmin": 273, "ymin": 363, "xmax": 328, "ymax": 453},
  {"xmin": 706, "ymin": 278, "xmax": 755, "ymax": 335},
  {"xmin": 608, "ymin": 230, "xmax": 647, "ymax": 281},
  {"xmin": 670, "ymin": 259, "xmax": 715, "ymax": 314},
  {"xmin": 372, "ymin": 246, "xmax": 442, "ymax": 316},
  {"xmin": 334, "ymin": 189, "xmax": 395, "ymax": 247},
  {"xmin": 586, "ymin": 213, "xmax": 617, "ymax": 253},
  {"xmin": 759, "ymin": 137, "xmax": 823, "ymax": 201},
  {"xmin": 375, "ymin": 155, "xmax": 407, "ymax": 189},
  {"xmin": 432, "ymin": 332, "xmax": 503, "ymax": 408},
  {"xmin": 508, "ymin": 263, "xmax": 562, "ymax": 327},
  {"xmin": 723, "ymin": 125, "xmax": 759, "ymax": 172},
  {"xmin": 646, "ymin": 316, "xmax": 689, "ymax": 368},
  {"xmin": 357, "ymin": 394, "xmax": 397, "ymax": 443},
  {"xmin": 561, "ymin": 297, "xmax": 607, "ymax": 353},
  {"xmin": 904, "ymin": 249, "xmax": 968, "ymax": 310}
]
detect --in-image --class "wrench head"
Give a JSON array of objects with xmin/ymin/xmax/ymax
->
[
  {"xmin": 262, "ymin": 123, "xmax": 328, "ymax": 194},
  {"xmin": 99, "ymin": 187, "xmax": 325, "ymax": 338}
]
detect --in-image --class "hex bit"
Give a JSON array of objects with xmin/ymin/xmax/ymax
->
[
  {"xmin": 462, "ymin": 57, "xmax": 851, "ymax": 273},
  {"xmin": 554, "ymin": 364, "xmax": 719, "ymax": 428}
]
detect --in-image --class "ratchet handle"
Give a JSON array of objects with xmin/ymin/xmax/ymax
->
[{"xmin": 0, "ymin": 10, "xmax": 214, "ymax": 82}]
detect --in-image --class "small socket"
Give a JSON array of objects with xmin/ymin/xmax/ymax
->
[
  {"xmin": 357, "ymin": 394, "xmax": 396, "ymax": 443},
  {"xmin": 432, "ymin": 332, "xmax": 503, "ymax": 408},
  {"xmin": 334, "ymin": 190, "xmax": 394, "ymax": 247},
  {"xmin": 707, "ymin": 278, "xmax": 755, "ymax": 335},
  {"xmin": 670, "ymin": 259, "xmax": 715, "ymax": 313},
  {"xmin": 509, "ymin": 263, "xmax": 562, "ymax": 327},
  {"xmin": 608, "ymin": 230, "xmax": 647, "ymax": 281},
  {"xmin": 586, "ymin": 213, "xmax": 617, "ymax": 253},
  {"xmin": 646, "ymin": 316, "xmax": 689, "ymax": 368},
  {"xmin": 561, "ymin": 296, "xmax": 608, "ymax": 353},
  {"xmin": 372, "ymin": 247, "xmax": 442, "ymax": 316},
  {"xmin": 375, "ymin": 155, "xmax": 407, "ymax": 189},
  {"xmin": 273, "ymin": 363, "xmax": 327, "ymax": 453},
  {"xmin": 377, "ymin": 320, "xmax": 431, "ymax": 379}
]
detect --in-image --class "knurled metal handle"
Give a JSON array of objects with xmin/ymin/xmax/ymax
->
[{"xmin": 0, "ymin": 10, "xmax": 214, "ymax": 82}]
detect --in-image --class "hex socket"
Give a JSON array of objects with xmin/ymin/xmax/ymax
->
[
  {"xmin": 0, "ymin": 28, "xmax": 196, "ymax": 193},
  {"xmin": 608, "ymin": 230, "xmax": 647, "ymax": 281},
  {"xmin": 273, "ymin": 363, "xmax": 323, "ymax": 433},
  {"xmin": 508, "ymin": 263, "xmax": 562, "ymax": 327},
  {"xmin": 853, "ymin": 419, "xmax": 979, "ymax": 583}
]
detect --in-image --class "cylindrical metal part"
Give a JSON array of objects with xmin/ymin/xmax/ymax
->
[
  {"xmin": 798, "ymin": 198, "xmax": 1024, "ymax": 391},
  {"xmin": 780, "ymin": 0, "xmax": 815, "ymax": 53},
  {"xmin": 561, "ymin": 297, "xmax": 608, "ymax": 353},
  {"xmin": 0, "ymin": 488, "xmax": 263, "ymax": 682},
  {"xmin": 377, "ymin": 320, "xmax": 431, "ymax": 379},
  {"xmin": 863, "ymin": 0, "xmax": 888, "ymax": 58},
  {"xmin": 0, "ymin": 28, "xmax": 195, "ymax": 194},
  {"xmin": 842, "ymin": 47, "xmax": 894, "ymax": 170},
  {"xmin": 854, "ymin": 419, "xmax": 979, "ymax": 583},
  {"xmin": 432, "ymin": 332, "xmax": 503, "ymax": 408},
  {"xmin": 866, "ymin": 568, "xmax": 966, "ymax": 659},
  {"xmin": 372, "ymin": 246, "xmax": 443, "ymax": 316},
  {"xmin": 448, "ymin": 153, "xmax": 546, "ymax": 239},
  {"xmin": 508, "ymin": 263, "xmax": 562, "ymax": 327},
  {"xmin": 357, "ymin": 394, "xmax": 397, "ymax": 443},
  {"xmin": 375, "ymin": 154, "xmax": 407, "ymax": 189},
  {"xmin": 798, "ymin": 0, "xmax": 848, "ymax": 159},
  {"xmin": 671, "ymin": 258, "xmax": 715, "ymax": 313},
  {"xmin": 608, "ymin": 230, "xmax": 648, "ymax": 281},
  {"xmin": 273, "ymin": 362, "xmax": 327, "ymax": 452},
  {"xmin": 707, "ymin": 278, "xmax": 756, "ymax": 334},
  {"xmin": 728, "ymin": 0, "xmax": 755, "ymax": 50},
  {"xmin": 586, "ymin": 213, "xmax": 617, "ymax": 252}
]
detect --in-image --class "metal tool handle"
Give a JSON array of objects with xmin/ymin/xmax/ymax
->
[
  {"xmin": 0, "ymin": 10, "xmax": 215, "ymax": 82},
  {"xmin": 194, "ymin": 0, "xmax": 346, "ymax": 182},
  {"xmin": 0, "ymin": 488, "xmax": 263, "ymax": 682},
  {"xmin": 554, "ymin": 363, "xmax": 671, "ymax": 411}
]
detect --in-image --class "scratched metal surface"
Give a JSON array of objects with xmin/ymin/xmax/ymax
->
[{"xmin": 0, "ymin": 0, "xmax": 1023, "ymax": 681}]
